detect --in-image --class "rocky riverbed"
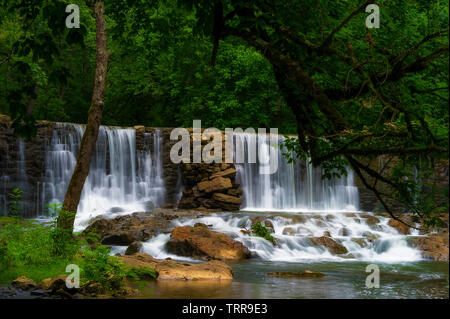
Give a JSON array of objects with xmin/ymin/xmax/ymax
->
[
  {"xmin": 81, "ymin": 208, "xmax": 449, "ymax": 263},
  {"xmin": 3, "ymin": 208, "xmax": 449, "ymax": 299}
]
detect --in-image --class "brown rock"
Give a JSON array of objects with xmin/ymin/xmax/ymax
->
[
  {"xmin": 388, "ymin": 219, "xmax": 410, "ymax": 235},
  {"xmin": 11, "ymin": 276, "xmax": 37, "ymax": 291},
  {"xmin": 125, "ymin": 241, "xmax": 143, "ymax": 255},
  {"xmin": 227, "ymin": 188, "xmax": 243, "ymax": 196},
  {"xmin": 351, "ymin": 238, "xmax": 368, "ymax": 248},
  {"xmin": 309, "ymin": 236, "xmax": 348, "ymax": 255},
  {"xmin": 209, "ymin": 168, "xmax": 237, "ymax": 180},
  {"xmin": 339, "ymin": 228, "xmax": 351, "ymax": 236},
  {"xmin": 82, "ymin": 212, "xmax": 172, "ymax": 245},
  {"xmin": 133, "ymin": 125, "xmax": 145, "ymax": 133},
  {"xmin": 362, "ymin": 231, "xmax": 379, "ymax": 243},
  {"xmin": 178, "ymin": 196, "xmax": 197, "ymax": 209},
  {"xmin": 250, "ymin": 217, "xmax": 275, "ymax": 233},
  {"xmin": 211, "ymin": 193, "xmax": 242, "ymax": 205},
  {"xmin": 197, "ymin": 177, "xmax": 232, "ymax": 193},
  {"xmin": 361, "ymin": 214, "xmax": 380, "ymax": 226},
  {"xmin": 81, "ymin": 281, "xmax": 104, "ymax": 295},
  {"xmin": 166, "ymin": 224, "xmax": 251, "ymax": 260},
  {"xmin": 0, "ymin": 114, "xmax": 11, "ymax": 121},
  {"xmin": 119, "ymin": 253, "xmax": 233, "ymax": 280},
  {"xmin": 411, "ymin": 233, "xmax": 449, "ymax": 262},
  {"xmin": 157, "ymin": 259, "xmax": 233, "ymax": 280}
]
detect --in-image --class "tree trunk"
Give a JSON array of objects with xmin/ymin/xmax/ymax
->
[{"xmin": 57, "ymin": 2, "xmax": 109, "ymax": 232}]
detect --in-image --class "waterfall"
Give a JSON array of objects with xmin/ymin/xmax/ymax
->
[
  {"xmin": 36, "ymin": 123, "xmax": 165, "ymax": 229},
  {"xmin": 233, "ymin": 132, "xmax": 360, "ymax": 212},
  {"xmin": 2, "ymin": 125, "xmax": 361, "ymax": 221}
]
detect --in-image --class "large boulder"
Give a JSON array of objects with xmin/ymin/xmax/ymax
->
[
  {"xmin": 250, "ymin": 217, "xmax": 275, "ymax": 233},
  {"xmin": 267, "ymin": 270, "xmax": 325, "ymax": 279},
  {"xmin": 388, "ymin": 219, "xmax": 410, "ymax": 235},
  {"xmin": 119, "ymin": 253, "xmax": 233, "ymax": 280},
  {"xmin": 197, "ymin": 177, "xmax": 232, "ymax": 193},
  {"xmin": 411, "ymin": 233, "xmax": 449, "ymax": 262},
  {"xmin": 125, "ymin": 241, "xmax": 143, "ymax": 255},
  {"xmin": 166, "ymin": 223, "xmax": 251, "ymax": 260},
  {"xmin": 309, "ymin": 236, "xmax": 348, "ymax": 255}
]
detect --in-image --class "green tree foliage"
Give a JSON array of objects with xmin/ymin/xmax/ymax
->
[
  {"xmin": 0, "ymin": 0, "xmax": 448, "ymax": 225},
  {"xmin": 0, "ymin": 0, "xmax": 89, "ymax": 137}
]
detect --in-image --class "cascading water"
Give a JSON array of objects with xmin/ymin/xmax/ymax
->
[
  {"xmin": 233, "ymin": 132, "xmax": 360, "ymax": 212},
  {"xmin": 136, "ymin": 132, "xmax": 421, "ymax": 263},
  {"xmin": 141, "ymin": 212, "xmax": 423, "ymax": 263},
  {"xmin": 1, "ymin": 125, "xmax": 424, "ymax": 263},
  {"xmin": 36, "ymin": 123, "xmax": 165, "ymax": 230}
]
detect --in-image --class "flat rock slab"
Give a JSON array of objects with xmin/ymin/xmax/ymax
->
[
  {"xmin": 119, "ymin": 253, "xmax": 233, "ymax": 280},
  {"xmin": 166, "ymin": 223, "xmax": 251, "ymax": 260}
]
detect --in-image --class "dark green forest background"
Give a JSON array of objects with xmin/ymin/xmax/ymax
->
[{"xmin": 0, "ymin": 0, "xmax": 296, "ymax": 132}]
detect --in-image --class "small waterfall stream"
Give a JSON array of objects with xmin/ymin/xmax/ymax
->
[{"xmin": 233, "ymin": 133, "xmax": 360, "ymax": 212}]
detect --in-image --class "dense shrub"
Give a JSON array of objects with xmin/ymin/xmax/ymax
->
[{"xmin": 251, "ymin": 221, "xmax": 276, "ymax": 245}]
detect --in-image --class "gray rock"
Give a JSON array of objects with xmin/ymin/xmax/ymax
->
[{"xmin": 125, "ymin": 241, "xmax": 143, "ymax": 255}]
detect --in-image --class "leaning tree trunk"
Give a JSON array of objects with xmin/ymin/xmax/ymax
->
[{"xmin": 57, "ymin": 2, "xmax": 109, "ymax": 232}]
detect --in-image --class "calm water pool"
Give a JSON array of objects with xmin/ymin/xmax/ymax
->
[{"xmin": 132, "ymin": 260, "xmax": 449, "ymax": 299}]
